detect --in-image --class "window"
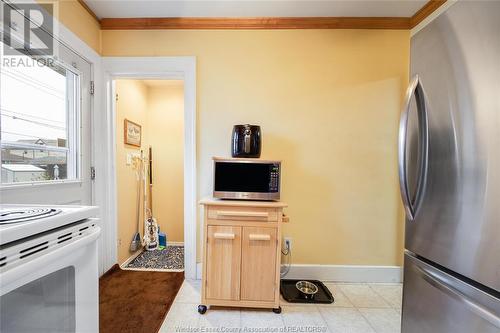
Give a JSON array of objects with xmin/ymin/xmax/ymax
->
[{"xmin": 1, "ymin": 52, "xmax": 80, "ymax": 184}]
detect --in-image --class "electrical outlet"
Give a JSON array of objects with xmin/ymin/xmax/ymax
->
[{"xmin": 284, "ymin": 237, "xmax": 292, "ymax": 251}]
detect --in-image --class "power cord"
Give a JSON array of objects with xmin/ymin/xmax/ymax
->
[{"xmin": 280, "ymin": 240, "xmax": 292, "ymax": 277}]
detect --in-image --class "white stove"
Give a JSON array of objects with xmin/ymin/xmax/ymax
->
[
  {"xmin": 0, "ymin": 204, "xmax": 98, "ymax": 246},
  {"xmin": 0, "ymin": 205, "xmax": 100, "ymax": 333}
]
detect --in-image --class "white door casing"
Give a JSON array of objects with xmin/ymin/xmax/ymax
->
[{"xmin": 102, "ymin": 57, "xmax": 197, "ymax": 279}]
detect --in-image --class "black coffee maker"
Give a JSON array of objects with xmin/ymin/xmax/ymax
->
[{"xmin": 232, "ymin": 124, "xmax": 261, "ymax": 158}]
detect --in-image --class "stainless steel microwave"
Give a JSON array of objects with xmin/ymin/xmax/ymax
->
[{"xmin": 213, "ymin": 157, "xmax": 281, "ymax": 201}]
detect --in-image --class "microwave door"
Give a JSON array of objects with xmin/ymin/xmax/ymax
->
[{"xmin": 213, "ymin": 160, "xmax": 280, "ymax": 201}]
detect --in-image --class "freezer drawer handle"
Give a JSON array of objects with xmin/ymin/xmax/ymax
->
[
  {"xmin": 213, "ymin": 232, "xmax": 235, "ymax": 240},
  {"xmin": 416, "ymin": 265, "xmax": 500, "ymax": 328}
]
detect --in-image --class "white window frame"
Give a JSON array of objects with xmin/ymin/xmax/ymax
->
[{"xmin": 0, "ymin": 58, "xmax": 83, "ymax": 187}]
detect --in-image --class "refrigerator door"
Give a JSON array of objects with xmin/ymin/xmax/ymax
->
[
  {"xmin": 403, "ymin": 0, "xmax": 500, "ymax": 291},
  {"xmin": 402, "ymin": 253, "xmax": 500, "ymax": 333}
]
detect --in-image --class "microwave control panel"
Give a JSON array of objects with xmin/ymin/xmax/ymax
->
[{"xmin": 269, "ymin": 164, "xmax": 280, "ymax": 192}]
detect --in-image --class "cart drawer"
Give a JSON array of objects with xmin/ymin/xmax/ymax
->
[{"xmin": 207, "ymin": 206, "xmax": 278, "ymax": 222}]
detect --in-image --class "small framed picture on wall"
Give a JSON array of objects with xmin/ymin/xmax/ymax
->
[{"xmin": 124, "ymin": 119, "xmax": 142, "ymax": 147}]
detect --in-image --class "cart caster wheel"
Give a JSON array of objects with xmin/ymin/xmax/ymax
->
[
  {"xmin": 198, "ymin": 305, "xmax": 207, "ymax": 314},
  {"xmin": 272, "ymin": 306, "xmax": 282, "ymax": 314}
]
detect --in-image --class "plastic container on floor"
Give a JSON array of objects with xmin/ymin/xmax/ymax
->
[{"xmin": 159, "ymin": 232, "xmax": 167, "ymax": 248}]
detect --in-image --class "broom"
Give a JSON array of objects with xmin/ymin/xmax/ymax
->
[{"xmin": 130, "ymin": 152, "xmax": 142, "ymax": 252}]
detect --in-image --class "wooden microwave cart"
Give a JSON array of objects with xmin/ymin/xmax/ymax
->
[{"xmin": 198, "ymin": 198, "xmax": 288, "ymax": 314}]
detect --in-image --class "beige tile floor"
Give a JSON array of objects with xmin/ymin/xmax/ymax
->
[{"xmin": 160, "ymin": 280, "xmax": 403, "ymax": 333}]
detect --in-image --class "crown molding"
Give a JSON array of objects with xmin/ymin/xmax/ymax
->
[
  {"xmin": 77, "ymin": 0, "xmax": 447, "ymax": 31},
  {"xmin": 100, "ymin": 16, "xmax": 411, "ymax": 30},
  {"xmin": 410, "ymin": 0, "xmax": 447, "ymax": 28},
  {"xmin": 77, "ymin": 0, "xmax": 100, "ymax": 23}
]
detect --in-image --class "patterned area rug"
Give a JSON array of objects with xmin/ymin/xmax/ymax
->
[{"xmin": 125, "ymin": 246, "xmax": 184, "ymax": 271}]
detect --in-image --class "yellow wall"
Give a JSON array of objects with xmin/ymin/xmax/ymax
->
[
  {"xmin": 38, "ymin": 1, "xmax": 410, "ymax": 267},
  {"xmin": 115, "ymin": 80, "xmax": 149, "ymax": 264},
  {"xmin": 46, "ymin": 0, "xmax": 101, "ymax": 53},
  {"xmin": 103, "ymin": 30, "xmax": 409, "ymax": 266},
  {"xmin": 115, "ymin": 80, "xmax": 185, "ymax": 264},
  {"xmin": 148, "ymin": 83, "xmax": 185, "ymax": 243}
]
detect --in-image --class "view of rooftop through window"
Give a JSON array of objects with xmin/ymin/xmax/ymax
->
[{"xmin": 1, "ymin": 52, "xmax": 77, "ymax": 184}]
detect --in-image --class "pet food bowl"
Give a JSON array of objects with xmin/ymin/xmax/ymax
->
[{"xmin": 295, "ymin": 280, "xmax": 319, "ymax": 299}]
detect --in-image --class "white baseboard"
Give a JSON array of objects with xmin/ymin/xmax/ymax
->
[
  {"xmin": 119, "ymin": 250, "xmax": 143, "ymax": 268},
  {"xmin": 283, "ymin": 264, "xmax": 402, "ymax": 283},
  {"xmin": 195, "ymin": 262, "xmax": 402, "ymax": 283},
  {"xmin": 168, "ymin": 241, "xmax": 184, "ymax": 246}
]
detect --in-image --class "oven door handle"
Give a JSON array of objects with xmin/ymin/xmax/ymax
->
[{"xmin": 0, "ymin": 227, "xmax": 101, "ymax": 290}]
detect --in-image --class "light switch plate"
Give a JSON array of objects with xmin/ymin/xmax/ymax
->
[{"xmin": 126, "ymin": 153, "xmax": 132, "ymax": 165}]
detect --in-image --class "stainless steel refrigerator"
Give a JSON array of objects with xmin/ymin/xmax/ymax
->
[{"xmin": 399, "ymin": 1, "xmax": 500, "ymax": 332}]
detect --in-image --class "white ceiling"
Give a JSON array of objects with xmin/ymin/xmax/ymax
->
[{"xmin": 85, "ymin": 0, "xmax": 427, "ymax": 19}]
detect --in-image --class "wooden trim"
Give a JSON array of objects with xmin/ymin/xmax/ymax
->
[
  {"xmin": 410, "ymin": 0, "xmax": 447, "ymax": 28},
  {"xmin": 100, "ymin": 17, "xmax": 411, "ymax": 30},
  {"xmin": 89, "ymin": 0, "xmax": 445, "ymax": 31},
  {"xmin": 77, "ymin": 0, "xmax": 100, "ymax": 23}
]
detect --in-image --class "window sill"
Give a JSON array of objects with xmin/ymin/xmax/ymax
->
[{"xmin": 0, "ymin": 180, "xmax": 83, "ymax": 191}]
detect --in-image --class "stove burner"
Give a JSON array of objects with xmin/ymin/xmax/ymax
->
[{"xmin": 0, "ymin": 208, "xmax": 61, "ymax": 224}]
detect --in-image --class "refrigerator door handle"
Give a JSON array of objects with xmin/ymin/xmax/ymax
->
[
  {"xmin": 416, "ymin": 265, "xmax": 500, "ymax": 328},
  {"xmin": 398, "ymin": 75, "xmax": 429, "ymax": 221}
]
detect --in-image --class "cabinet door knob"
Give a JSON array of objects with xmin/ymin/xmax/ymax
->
[
  {"xmin": 249, "ymin": 234, "xmax": 271, "ymax": 241},
  {"xmin": 213, "ymin": 232, "xmax": 235, "ymax": 240}
]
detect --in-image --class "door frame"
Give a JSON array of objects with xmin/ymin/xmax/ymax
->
[{"xmin": 101, "ymin": 57, "xmax": 197, "ymax": 279}]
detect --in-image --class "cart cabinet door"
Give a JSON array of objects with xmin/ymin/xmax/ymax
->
[
  {"xmin": 241, "ymin": 227, "xmax": 278, "ymax": 302},
  {"xmin": 205, "ymin": 226, "xmax": 242, "ymax": 301}
]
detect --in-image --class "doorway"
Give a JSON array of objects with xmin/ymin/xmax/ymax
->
[
  {"xmin": 114, "ymin": 79, "xmax": 185, "ymax": 270},
  {"xmin": 101, "ymin": 57, "xmax": 197, "ymax": 279}
]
